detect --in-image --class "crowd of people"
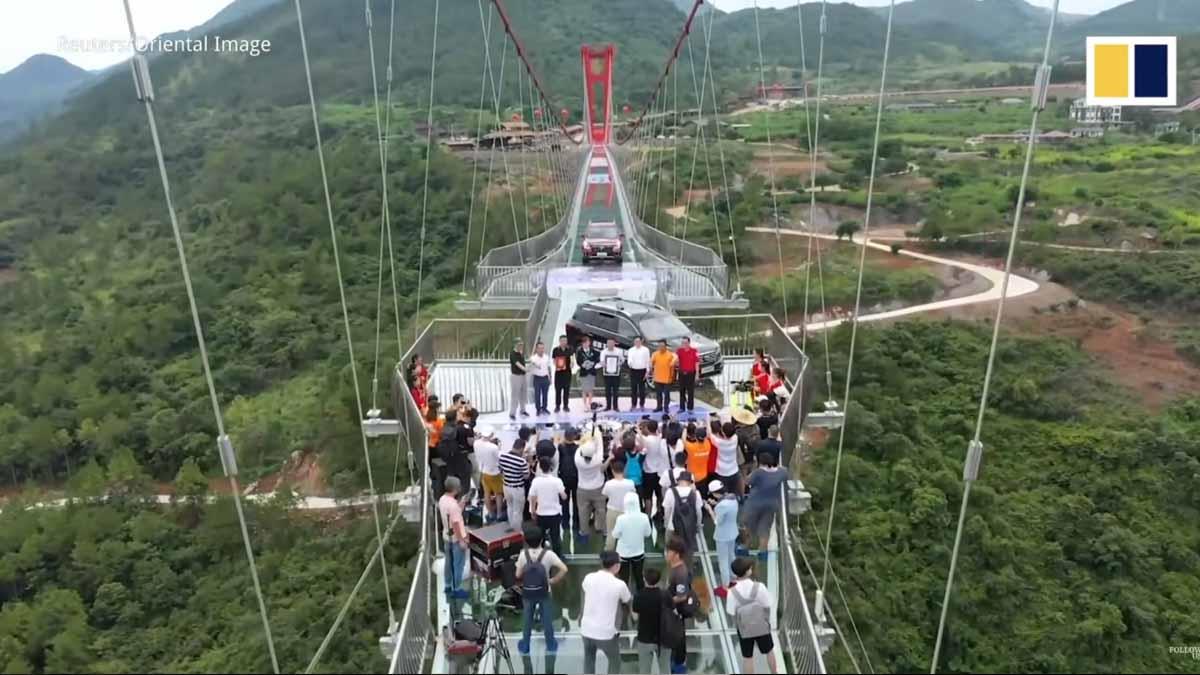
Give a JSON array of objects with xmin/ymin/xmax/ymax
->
[
  {"xmin": 432, "ymin": 363, "xmax": 791, "ymax": 674},
  {"xmin": 505, "ymin": 336, "xmax": 789, "ymax": 418}
]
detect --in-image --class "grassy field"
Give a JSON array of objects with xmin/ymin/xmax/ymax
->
[{"xmin": 729, "ymin": 101, "xmax": 1200, "ymax": 246}]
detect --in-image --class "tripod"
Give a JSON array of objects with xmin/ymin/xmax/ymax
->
[
  {"xmin": 476, "ymin": 614, "xmax": 514, "ymax": 675},
  {"xmin": 470, "ymin": 588, "xmax": 513, "ymax": 672}
]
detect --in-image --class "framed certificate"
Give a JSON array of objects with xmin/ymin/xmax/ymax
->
[{"xmin": 603, "ymin": 354, "xmax": 621, "ymax": 376}]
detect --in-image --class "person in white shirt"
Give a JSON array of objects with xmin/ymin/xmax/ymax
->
[
  {"xmin": 581, "ymin": 551, "xmax": 632, "ymax": 674},
  {"xmin": 600, "ymin": 338, "xmax": 625, "ymax": 412},
  {"xmin": 529, "ymin": 341, "xmax": 552, "ymax": 416},
  {"xmin": 713, "ymin": 420, "xmax": 743, "ymax": 496},
  {"xmin": 528, "ymin": 457, "xmax": 567, "ymax": 554},
  {"xmin": 625, "ymin": 336, "xmax": 651, "ymax": 411},
  {"xmin": 601, "ymin": 459, "xmax": 637, "ymax": 550},
  {"xmin": 726, "ymin": 557, "xmax": 779, "ymax": 674},
  {"xmin": 638, "ymin": 419, "xmax": 669, "ymax": 524},
  {"xmin": 474, "ymin": 425, "xmax": 504, "ymax": 525},
  {"xmin": 574, "ymin": 430, "xmax": 609, "ymax": 545},
  {"xmin": 611, "ymin": 491, "xmax": 655, "ymax": 591},
  {"xmin": 662, "ymin": 470, "xmax": 704, "ymax": 555}
]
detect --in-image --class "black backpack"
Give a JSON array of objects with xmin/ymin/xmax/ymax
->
[
  {"xmin": 521, "ymin": 549, "xmax": 550, "ymax": 601},
  {"xmin": 670, "ymin": 485, "xmax": 699, "ymax": 543}
]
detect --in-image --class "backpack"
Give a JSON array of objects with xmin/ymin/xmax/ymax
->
[
  {"xmin": 669, "ymin": 486, "xmax": 699, "ymax": 543},
  {"xmin": 731, "ymin": 583, "xmax": 771, "ymax": 638},
  {"xmin": 668, "ymin": 565, "xmax": 705, "ymax": 621},
  {"xmin": 521, "ymin": 549, "xmax": 550, "ymax": 601}
]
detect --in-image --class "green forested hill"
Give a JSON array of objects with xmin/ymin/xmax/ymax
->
[{"xmin": 806, "ymin": 321, "xmax": 1200, "ymax": 673}]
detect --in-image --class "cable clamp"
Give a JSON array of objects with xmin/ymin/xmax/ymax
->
[
  {"xmin": 963, "ymin": 439, "xmax": 983, "ymax": 482},
  {"xmin": 819, "ymin": 13, "xmax": 828, "ymax": 35},
  {"xmin": 1031, "ymin": 65, "xmax": 1052, "ymax": 111},
  {"xmin": 218, "ymin": 434, "xmax": 239, "ymax": 477},
  {"xmin": 365, "ymin": 4, "xmax": 373, "ymax": 29},
  {"xmin": 129, "ymin": 53, "xmax": 154, "ymax": 103}
]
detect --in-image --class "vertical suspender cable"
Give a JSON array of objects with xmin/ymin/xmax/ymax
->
[
  {"xmin": 802, "ymin": 0, "xmax": 836, "ymax": 404},
  {"xmin": 293, "ymin": 0, "xmax": 395, "ymax": 627},
  {"xmin": 121, "ymin": 2, "xmax": 279, "ymax": 672},
  {"xmin": 463, "ymin": 2, "xmax": 496, "ymax": 294},
  {"xmin": 683, "ymin": 21, "xmax": 725, "ymax": 262},
  {"xmin": 412, "ymin": 0, "xmax": 443, "ymax": 337},
  {"xmin": 700, "ymin": 9, "xmax": 743, "ymax": 294},
  {"xmin": 931, "ymin": 3, "xmax": 1060, "ymax": 671},
  {"xmin": 752, "ymin": 0, "xmax": 790, "ymax": 327},
  {"xmin": 820, "ymin": 0, "xmax": 896, "ymax": 602}
]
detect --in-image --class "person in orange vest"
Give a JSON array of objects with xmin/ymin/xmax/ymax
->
[
  {"xmin": 683, "ymin": 423, "xmax": 712, "ymax": 498},
  {"xmin": 650, "ymin": 340, "xmax": 676, "ymax": 413}
]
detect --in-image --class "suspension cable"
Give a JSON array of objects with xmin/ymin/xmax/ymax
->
[
  {"xmin": 487, "ymin": 0, "xmax": 583, "ymax": 146},
  {"xmin": 616, "ymin": 0, "xmax": 706, "ymax": 144},
  {"xmin": 515, "ymin": 64, "xmax": 533, "ymax": 240},
  {"xmin": 475, "ymin": 2, "xmax": 507, "ymax": 267},
  {"xmin": 365, "ymin": 0, "xmax": 414, "ymax": 499},
  {"xmin": 412, "ymin": 0, "xmax": 442, "ymax": 337},
  {"xmin": 795, "ymin": 522, "xmax": 865, "ymax": 674},
  {"xmin": 676, "ymin": 24, "xmax": 711, "ymax": 260},
  {"xmin": 462, "ymin": 2, "xmax": 496, "ymax": 294},
  {"xmin": 797, "ymin": 0, "xmax": 815, "ymax": 354},
  {"xmin": 120, "ymin": 3, "xmax": 279, "ymax": 672},
  {"xmin": 931, "ymin": 3, "xmax": 1061, "ymax": 671},
  {"xmin": 802, "ymin": 0, "xmax": 836, "ymax": 403},
  {"xmin": 752, "ymin": 0, "xmax": 790, "ymax": 327},
  {"xmin": 820, "ymin": 0, "xmax": 896, "ymax": 606},
  {"xmin": 293, "ymin": 0, "xmax": 395, "ymax": 631},
  {"xmin": 366, "ymin": 0, "xmax": 402, "ymax": 415},
  {"xmin": 804, "ymin": 512, "xmax": 876, "ymax": 674},
  {"xmin": 683, "ymin": 18, "xmax": 725, "ymax": 262},
  {"xmin": 701, "ymin": 9, "xmax": 744, "ymax": 294},
  {"xmin": 481, "ymin": 22, "xmax": 525, "ymax": 268},
  {"xmin": 672, "ymin": 65, "xmax": 680, "ymax": 237}
]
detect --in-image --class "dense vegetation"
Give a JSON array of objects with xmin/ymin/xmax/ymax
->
[
  {"xmin": 0, "ymin": 471, "xmax": 416, "ymax": 673},
  {"xmin": 742, "ymin": 244, "xmax": 941, "ymax": 316},
  {"xmin": 802, "ymin": 320, "xmax": 1200, "ymax": 673}
]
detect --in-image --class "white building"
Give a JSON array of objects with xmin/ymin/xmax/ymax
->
[
  {"xmin": 1070, "ymin": 126, "xmax": 1105, "ymax": 139},
  {"xmin": 1070, "ymin": 98, "xmax": 1122, "ymax": 125}
]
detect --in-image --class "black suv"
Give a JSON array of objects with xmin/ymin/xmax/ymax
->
[{"xmin": 565, "ymin": 298, "xmax": 724, "ymax": 377}]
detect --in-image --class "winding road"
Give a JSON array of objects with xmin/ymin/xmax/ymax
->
[{"xmin": 745, "ymin": 227, "xmax": 1042, "ymax": 332}]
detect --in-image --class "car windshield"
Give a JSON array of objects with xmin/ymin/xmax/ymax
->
[
  {"xmin": 638, "ymin": 311, "xmax": 690, "ymax": 341},
  {"xmin": 585, "ymin": 223, "xmax": 620, "ymax": 239}
]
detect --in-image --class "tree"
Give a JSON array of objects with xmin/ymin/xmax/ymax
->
[
  {"xmin": 106, "ymin": 448, "xmax": 149, "ymax": 498},
  {"xmin": 836, "ymin": 220, "xmax": 861, "ymax": 240},
  {"xmin": 66, "ymin": 459, "xmax": 106, "ymax": 501},
  {"xmin": 173, "ymin": 458, "xmax": 207, "ymax": 502}
]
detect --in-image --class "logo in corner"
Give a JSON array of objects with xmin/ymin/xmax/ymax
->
[{"xmin": 1086, "ymin": 36, "xmax": 1176, "ymax": 106}]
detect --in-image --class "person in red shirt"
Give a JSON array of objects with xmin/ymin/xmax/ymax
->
[
  {"xmin": 675, "ymin": 337, "xmax": 700, "ymax": 412},
  {"xmin": 751, "ymin": 348, "xmax": 772, "ymax": 397}
]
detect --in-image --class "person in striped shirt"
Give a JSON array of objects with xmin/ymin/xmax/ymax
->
[{"xmin": 500, "ymin": 437, "xmax": 533, "ymax": 529}]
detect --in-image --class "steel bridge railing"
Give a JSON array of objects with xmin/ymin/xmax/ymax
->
[
  {"xmin": 779, "ymin": 489, "xmax": 829, "ymax": 674},
  {"xmin": 609, "ymin": 145, "xmax": 731, "ymax": 298},
  {"xmin": 473, "ymin": 149, "xmax": 588, "ymax": 299},
  {"xmin": 389, "ymin": 473, "xmax": 436, "ymax": 674}
]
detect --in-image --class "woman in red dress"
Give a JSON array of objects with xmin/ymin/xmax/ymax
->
[
  {"xmin": 407, "ymin": 354, "xmax": 430, "ymax": 411},
  {"xmin": 751, "ymin": 348, "xmax": 772, "ymax": 396}
]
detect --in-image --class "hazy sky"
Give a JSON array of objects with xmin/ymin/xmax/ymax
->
[{"xmin": 0, "ymin": 0, "xmax": 1134, "ymax": 74}]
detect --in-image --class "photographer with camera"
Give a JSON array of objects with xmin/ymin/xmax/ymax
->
[
  {"xmin": 437, "ymin": 476, "xmax": 471, "ymax": 601},
  {"xmin": 575, "ymin": 427, "xmax": 608, "ymax": 546},
  {"xmin": 515, "ymin": 524, "xmax": 567, "ymax": 656}
]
